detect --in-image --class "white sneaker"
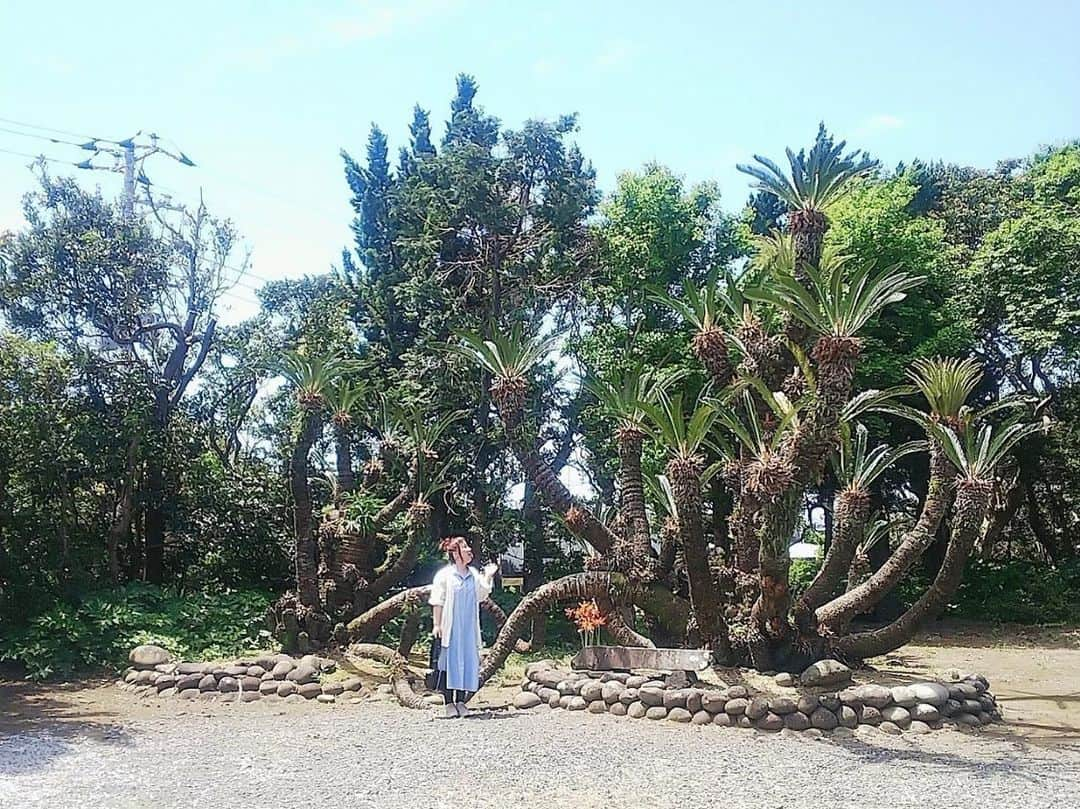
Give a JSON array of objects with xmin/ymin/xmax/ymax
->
[{"xmin": 455, "ymin": 702, "xmax": 476, "ymax": 717}]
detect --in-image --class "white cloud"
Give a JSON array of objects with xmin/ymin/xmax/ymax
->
[
  {"xmin": 326, "ymin": 0, "xmax": 460, "ymax": 43},
  {"xmin": 856, "ymin": 114, "xmax": 905, "ymax": 137}
]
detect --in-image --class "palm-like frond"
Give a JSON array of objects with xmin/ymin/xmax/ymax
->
[
  {"xmin": 452, "ymin": 324, "xmax": 558, "ymax": 380},
  {"xmin": 645, "ymin": 474, "xmax": 679, "ymax": 521},
  {"xmin": 649, "ymin": 269, "xmax": 744, "ymax": 332},
  {"xmin": 746, "ymin": 259, "xmax": 923, "ymax": 339},
  {"xmin": 930, "ymin": 418, "xmax": 1046, "ymax": 481},
  {"xmin": 326, "ymin": 381, "xmax": 368, "ymax": 422},
  {"xmin": 834, "ymin": 423, "xmax": 926, "ymax": 490},
  {"xmin": 713, "ymin": 388, "xmax": 799, "ymax": 459},
  {"xmin": 279, "ymin": 350, "xmax": 352, "ymax": 398},
  {"xmin": 907, "ymin": 357, "xmax": 982, "ymax": 419},
  {"xmin": 583, "ymin": 366, "xmax": 687, "ymax": 429},
  {"xmin": 640, "ymin": 389, "xmax": 720, "ymax": 459},
  {"xmin": 737, "ymin": 124, "xmax": 879, "ymax": 212}
]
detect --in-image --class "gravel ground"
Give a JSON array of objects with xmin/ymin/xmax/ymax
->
[{"xmin": 2, "ymin": 696, "xmax": 1079, "ymax": 809}]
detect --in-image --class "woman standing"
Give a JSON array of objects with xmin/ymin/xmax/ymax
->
[{"xmin": 429, "ymin": 536, "xmax": 497, "ymax": 718}]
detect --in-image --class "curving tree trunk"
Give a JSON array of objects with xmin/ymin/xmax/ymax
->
[
  {"xmin": 794, "ymin": 486, "xmax": 871, "ymax": 632},
  {"xmin": 817, "ymin": 445, "xmax": 955, "ymax": 633},
  {"xmin": 334, "ymin": 424, "xmax": 355, "ymax": 494},
  {"xmin": 479, "ymin": 572, "xmax": 628, "ymax": 685},
  {"xmin": 835, "ymin": 479, "xmax": 992, "ymax": 659}
]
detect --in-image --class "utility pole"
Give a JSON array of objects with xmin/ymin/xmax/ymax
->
[{"xmin": 121, "ymin": 138, "xmax": 136, "ymax": 218}]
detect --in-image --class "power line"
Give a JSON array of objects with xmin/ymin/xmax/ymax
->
[
  {"xmin": 0, "ymin": 115, "xmax": 113, "ymax": 144},
  {"xmin": 0, "ymin": 145, "xmax": 87, "ymax": 168}
]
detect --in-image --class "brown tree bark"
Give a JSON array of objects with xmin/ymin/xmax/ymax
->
[
  {"xmin": 292, "ymin": 410, "xmax": 323, "ymax": 607},
  {"xmin": 835, "ymin": 480, "xmax": 992, "ymax": 659},
  {"xmin": 616, "ymin": 428, "xmax": 653, "ymax": 568},
  {"xmin": 817, "ymin": 445, "xmax": 955, "ymax": 633}
]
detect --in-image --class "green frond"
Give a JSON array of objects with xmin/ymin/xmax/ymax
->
[
  {"xmin": 907, "ymin": 357, "xmax": 983, "ymax": 418},
  {"xmin": 452, "ymin": 323, "xmax": 559, "ymax": 380}
]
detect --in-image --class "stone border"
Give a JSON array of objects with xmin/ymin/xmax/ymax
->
[
  {"xmin": 119, "ymin": 645, "xmax": 367, "ymax": 705},
  {"xmin": 514, "ymin": 661, "xmax": 1000, "ymax": 736}
]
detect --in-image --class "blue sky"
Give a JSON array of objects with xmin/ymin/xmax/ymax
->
[{"xmin": 2, "ymin": 1, "xmax": 1077, "ymax": 321}]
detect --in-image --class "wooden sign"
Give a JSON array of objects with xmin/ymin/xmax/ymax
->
[{"xmin": 570, "ymin": 645, "xmax": 710, "ymax": 672}]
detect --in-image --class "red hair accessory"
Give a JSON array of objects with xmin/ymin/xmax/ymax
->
[{"xmin": 439, "ymin": 536, "xmax": 467, "ymax": 554}]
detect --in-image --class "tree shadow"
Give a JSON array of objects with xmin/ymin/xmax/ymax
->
[{"xmin": 0, "ymin": 680, "xmax": 134, "ymax": 775}]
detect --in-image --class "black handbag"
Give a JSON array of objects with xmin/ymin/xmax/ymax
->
[{"xmin": 425, "ymin": 635, "xmax": 443, "ymax": 691}]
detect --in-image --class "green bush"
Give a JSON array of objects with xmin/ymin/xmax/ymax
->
[
  {"xmin": 930, "ymin": 559, "xmax": 1080, "ymax": 624},
  {"xmin": 0, "ymin": 583, "xmax": 276, "ymax": 680},
  {"xmin": 788, "ymin": 558, "xmax": 823, "ymax": 600}
]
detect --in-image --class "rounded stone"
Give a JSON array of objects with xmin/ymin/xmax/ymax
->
[
  {"xmin": 513, "ymin": 692, "xmax": 542, "ymax": 709},
  {"xmin": 618, "ymin": 688, "xmax": 639, "ymax": 706},
  {"xmin": 178, "ymin": 688, "xmax": 199, "ymax": 700},
  {"xmin": 724, "ymin": 697, "xmax": 748, "ymax": 716},
  {"xmin": 818, "ymin": 694, "xmax": 841, "ymax": 713},
  {"xmin": 855, "ymin": 684, "xmax": 893, "ymax": 709},
  {"xmin": 556, "ymin": 680, "xmax": 579, "ymax": 696},
  {"xmin": 587, "ymin": 700, "xmax": 608, "ymax": 714},
  {"xmin": 726, "ymin": 685, "xmax": 748, "ymax": 699},
  {"xmin": 246, "ymin": 665, "xmax": 266, "ymax": 678},
  {"xmin": 625, "ymin": 675, "xmax": 648, "ymax": 688},
  {"xmin": 154, "ymin": 674, "xmax": 177, "ymax": 691},
  {"xmin": 270, "ymin": 659, "xmax": 296, "ymax": 679},
  {"xmin": 531, "ymin": 670, "xmax": 562, "ymax": 689},
  {"xmin": 224, "ymin": 664, "xmax": 248, "ymax": 677},
  {"xmin": 298, "ymin": 682, "xmax": 322, "ymax": 700},
  {"xmin": 667, "ymin": 707, "xmax": 692, "ymax": 723},
  {"xmin": 276, "ymin": 681, "xmax": 297, "ymax": 697},
  {"xmin": 912, "ymin": 703, "xmax": 940, "ymax": 722},
  {"xmin": 638, "ymin": 687, "xmax": 665, "ymax": 707},
  {"xmin": 609, "ymin": 702, "xmax": 628, "ymax": 717},
  {"xmin": 831, "ymin": 726, "xmax": 854, "ymax": 739},
  {"xmin": 314, "ymin": 693, "xmax": 335, "ymax": 704},
  {"xmin": 810, "ymin": 707, "xmax": 839, "ymax": 730},
  {"xmin": 600, "ymin": 672, "xmax": 630, "ymax": 684},
  {"xmin": 908, "ymin": 720, "xmax": 932, "ymax": 734},
  {"xmin": 774, "ymin": 672, "xmax": 796, "ymax": 687},
  {"xmin": 642, "ymin": 680, "xmax": 666, "ymax": 690},
  {"xmin": 158, "ymin": 687, "xmax": 177, "ymax": 698},
  {"xmin": 198, "ymin": 674, "xmax": 217, "ymax": 692},
  {"xmin": 322, "ymin": 682, "xmax": 345, "ymax": 696},
  {"xmin": 890, "ymin": 685, "xmax": 918, "ymax": 708},
  {"xmin": 754, "ymin": 712, "xmax": 784, "ymax": 732},
  {"xmin": 580, "ymin": 681, "xmax": 604, "ymax": 702},
  {"xmin": 645, "ymin": 706, "xmax": 668, "ymax": 720},
  {"xmin": 124, "ymin": 670, "xmax": 140, "ymax": 684},
  {"xmin": 770, "ymin": 697, "xmax": 798, "ymax": 715},
  {"xmin": 949, "ymin": 682, "xmax": 978, "ymax": 700},
  {"xmin": 799, "ymin": 659, "xmax": 852, "ymax": 688},
  {"xmin": 259, "ymin": 680, "xmax": 280, "ymax": 695},
  {"xmin": 746, "ymin": 697, "xmax": 769, "ymax": 720},
  {"xmin": 239, "ymin": 676, "xmax": 262, "ymax": 693},
  {"xmin": 341, "ymin": 677, "xmax": 365, "ymax": 692},
  {"xmin": 685, "ymin": 690, "xmax": 703, "ymax": 713},
  {"xmin": 286, "ymin": 664, "xmax": 318, "ymax": 685},
  {"xmin": 284, "ymin": 693, "xmax": 305, "ymax": 704},
  {"xmin": 567, "ymin": 696, "xmax": 587, "ymax": 711},
  {"xmin": 838, "ymin": 705, "xmax": 858, "ymax": 729},
  {"xmin": 738, "ymin": 715, "xmax": 753, "ymax": 728},
  {"xmin": 859, "ymin": 705, "xmax": 882, "ymax": 725},
  {"xmin": 879, "ymin": 721, "xmax": 903, "ymax": 735},
  {"xmin": 547, "ymin": 691, "xmax": 561, "ymax": 708},
  {"xmin": 979, "ymin": 694, "xmax": 996, "ymax": 712},
  {"xmin": 701, "ymin": 692, "xmax": 727, "ymax": 713},
  {"xmin": 239, "ymin": 691, "xmax": 260, "ymax": 702},
  {"xmin": 129, "ymin": 644, "xmax": 171, "ymax": 667},
  {"xmin": 837, "ymin": 687, "xmax": 863, "ymax": 707},
  {"xmin": 955, "ymin": 712, "xmax": 980, "ymax": 726},
  {"xmin": 796, "ymin": 695, "xmax": 818, "ymax": 715},
  {"xmin": 942, "ymin": 699, "xmax": 961, "ymax": 717},
  {"xmin": 662, "ymin": 689, "xmax": 688, "ymax": 710},
  {"xmin": 977, "ymin": 711, "xmax": 993, "ymax": 725},
  {"xmin": 712, "ymin": 712, "xmax": 732, "ymax": 727},
  {"xmin": 217, "ymin": 676, "xmax": 238, "ymax": 693},
  {"xmin": 601, "ymin": 681, "xmax": 625, "ymax": 704},
  {"xmin": 881, "ymin": 705, "xmax": 911, "ymax": 728},
  {"xmin": 802, "ymin": 727, "xmax": 824, "ymax": 739},
  {"xmin": 176, "ymin": 662, "xmax": 204, "ymax": 675},
  {"xmin": 783, "ymin": 712, "xmax": 811, "ymax": 731},
  {"xmin": 627, "ymin": 701, "xmax": 647, "ymax": 719},
  {"xmin": 962, "ymin": 698, "xmax": 983, "ymax": 714},
  {"xmin": 691, "ymin": 710, "xmax": 712, "ymax": 725},
  {"xmin": 911, "ymin": 682, "xmax": 949, "ymax": 706}
]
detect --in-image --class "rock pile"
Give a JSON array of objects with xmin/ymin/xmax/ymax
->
[
  {"xmin": 518, "ymin": 660, "xmax": 1001, "ymax": 735},
  {"xmin": 120, "ymin": 645, "xmax": 366, "ymax": 704}
]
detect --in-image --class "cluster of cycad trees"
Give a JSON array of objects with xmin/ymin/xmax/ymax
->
[{"xmin": 288, "ymin": 128, "xmax": 1043, "ymax": 677}]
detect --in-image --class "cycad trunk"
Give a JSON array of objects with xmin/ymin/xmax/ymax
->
[
  {"xmin": 794, "ymin": 486, "xmax": 870, "ymax": 632},
  {"xmin": 334, "ymin": 424, "xmax": 355, "ymax": 493},
  {"xmin": 749, "ymin": 489, "xmax": 800, "ymax": 644},
  {"xmin": 836, "ymin": 479, "xmax": 992, "ymax": 659},
  {"xmin": 817, "ymin": 444, "xmax": 954, "ymax": 633},
  {"xmin": 616, "ymin": 427, "xmax": 653, "ymax": 568},
  {"xmin": 292, "ymin": 410, "xmax": 322, "ymax": 607},
  {"xmin": 668, "ymin": 456, "xmax": 730, "ymax": 658}
]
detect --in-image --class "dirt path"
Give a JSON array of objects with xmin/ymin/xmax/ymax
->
[{"xmin": 2, "ymin": 623, "xmax": 1078, "ymax": 808}]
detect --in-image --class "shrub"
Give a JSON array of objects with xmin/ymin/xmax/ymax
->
[{"xmin": 0, "ymin": 583, "xmax": 275, "ymax": 680}]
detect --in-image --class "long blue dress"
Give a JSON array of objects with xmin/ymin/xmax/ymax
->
[{"xmin": 438, "ymin": 568, "xmax": 480, "ymax": 692}]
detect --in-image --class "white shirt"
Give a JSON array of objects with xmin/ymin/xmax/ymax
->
[{"xmin": 428, "ymin": 564, "xmax": 492, "ymax": 650}]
